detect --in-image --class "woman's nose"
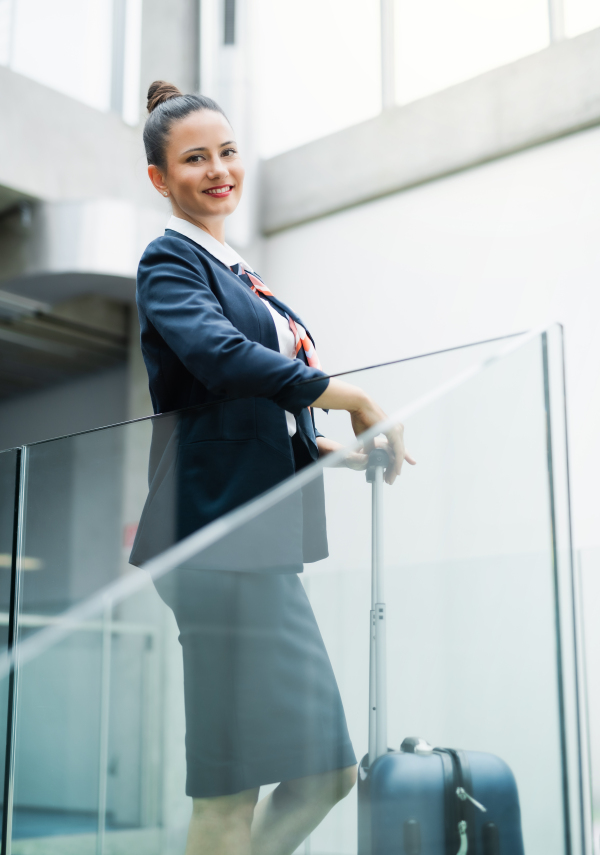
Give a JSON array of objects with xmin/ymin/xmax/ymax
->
[{"xmin": 207, "ymin": 157, "xmax": 228, "ymax": 179}]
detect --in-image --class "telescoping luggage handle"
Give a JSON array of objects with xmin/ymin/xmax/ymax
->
[
  {"xmin": 366, "ymin": 448, "xmax": 390, "ymax": 767},
  {"xmin": 365, "ymin": 452, "xmax": 491, "ymax": 855}
]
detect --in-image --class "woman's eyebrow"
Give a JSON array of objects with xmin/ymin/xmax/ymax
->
[{"xmin": 182, "ymin": 141, "xmax": 236, "ymax": 154}]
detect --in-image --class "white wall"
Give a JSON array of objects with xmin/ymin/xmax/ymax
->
[{"xmin": 262, "ymin": 123, "xmax": 600, "ymax": 551}]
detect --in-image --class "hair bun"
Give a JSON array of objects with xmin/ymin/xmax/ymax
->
[{"xmin": 147, "ymin": 80, "xmax": 183, "ymax": 113}]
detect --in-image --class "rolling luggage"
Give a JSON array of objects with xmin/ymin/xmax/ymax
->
[{"xmin": 357, "ymin": 449, "xmax": 525, "ymax": 855}]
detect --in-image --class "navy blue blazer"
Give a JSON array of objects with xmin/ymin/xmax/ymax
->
[{"xmin": 130, "ymin": 230, "xmax": 330, "ymax": 572}]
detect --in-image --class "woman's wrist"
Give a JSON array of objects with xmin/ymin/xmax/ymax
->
[
  {"xmin": 316, "ymin": 436, "xmax": 341, "ymax": 456},
  {"xmin": 310, "ymin": 378, "xmax": 371, "ymax": 414}
]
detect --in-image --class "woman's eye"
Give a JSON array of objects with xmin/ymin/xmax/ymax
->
[
  {"xmin": 222, "ymin": 148, "xmax": 237, "ymax": 157},
  {"xmin": 187, "ymin": 155, "xmax": 204, "ymax": 163}
]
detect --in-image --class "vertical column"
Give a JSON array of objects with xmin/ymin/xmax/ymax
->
[
  {"xmin": 201, "ymin": 0, "xmax": 259, "ymax": 251},
  {"xmin": 140, "ymin": 0, "xmax": 202, "ymax": 106},
  {"xmin": 0, "ymin": 0, "xmax": 15, "ymax": 67},
  {"xmin": 548, "ymin": 0, "xmax": 566, "ymax": 43},
  {"xmin": 122, "ymin": 0, "xmax": 144, "ymax": 125},
  {"xmin": 380, "ymin": 0, "xmax": 396, "ymax": 110},
  {"xmin": 113, "ymin": 0, "xmax": 144, "ymax": 125},
  {"xmin": 199, "ymin": 0, "xmax": 219, "ymax": 96},
  {"xmin": 111, "ymin": 0, "xmax": 127, "ymax": 116}
]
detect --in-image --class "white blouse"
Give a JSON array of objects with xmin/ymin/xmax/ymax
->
[{"xmin": 166, "ymin": 216, "xmax": 297, "ymax": 437}]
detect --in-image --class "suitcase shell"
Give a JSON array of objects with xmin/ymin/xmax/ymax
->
[{"xmin": 358, "ymin": 742, "xmax": 525, "ymax": 855}]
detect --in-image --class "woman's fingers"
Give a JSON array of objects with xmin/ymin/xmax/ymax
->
[
  {"xmin": 343, "ymin": 451, "xmax": 368, "ymax": 471},
  {"xmin": 388, "ymin": 426, "xmax": 404, "ymax": 485},
  {"xmin": 348, "ymin": 397, "xmax": 416, "ymax": 484},
  {"xmin": 382, "ymin": 424, "xmax": 416, "ymax": 485}
]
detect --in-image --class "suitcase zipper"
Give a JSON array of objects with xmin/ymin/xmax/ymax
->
[
  {"xmin": 436, "ymin": 749, "xmax": 487, "ymax": 855},
  {"xmin": 456, "ymin": 821, "xmax": 468, "ymax": 855},
  {"xmin": 454, "ymin": 790, "xmax": 487, "ymax": 855},
  {"xmin": 456, "ymin": 787, "xmax": 487, "ymax": 814}
]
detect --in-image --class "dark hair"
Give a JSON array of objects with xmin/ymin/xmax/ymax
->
[{"xmin": 143, "ymin": 80, "xmax": 229, "ymax": 172}]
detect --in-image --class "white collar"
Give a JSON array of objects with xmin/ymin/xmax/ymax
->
[{"xmin": 166, "ymin": 216, "xmax": 254, "ymax": 272}]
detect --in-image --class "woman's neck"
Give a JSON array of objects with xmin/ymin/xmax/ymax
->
[{"xmin": 172, "ymin": 209, "xmax": 226, "ymax": 245}]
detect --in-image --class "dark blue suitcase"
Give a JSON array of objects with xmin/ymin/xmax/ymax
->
[
  {"xmin": 358, "ymin": 451, "xmax": 525, "ymax": 855},
  {"xmin": 357, "ymin": 737, "xmax": 525, "ymax": 855}
]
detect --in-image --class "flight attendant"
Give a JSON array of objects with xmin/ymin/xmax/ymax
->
[{"xmin": 133, "ymin": 80, "xmax": 415, "ymax": 855}]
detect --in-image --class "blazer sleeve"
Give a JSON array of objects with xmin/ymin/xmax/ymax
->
[{"xmin": 137, "ymin": 237, "xmax": 330, "ymax": 416}]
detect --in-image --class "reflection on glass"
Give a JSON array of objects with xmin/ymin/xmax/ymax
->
[{"xmin": 2, "ymin": 330, "xmax": 588, "ymax": 855}]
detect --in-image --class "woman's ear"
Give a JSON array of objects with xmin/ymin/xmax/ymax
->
[{"xmin": 148, "ymin": 164, "xmax": 169, "ymax": 197}]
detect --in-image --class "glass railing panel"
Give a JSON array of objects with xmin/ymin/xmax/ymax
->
[
  {"xmin": 310, "ymin": 333, "xmax": 569, "ymax": 855},
  {"xmin": 3, "ymin": 328, "xmax": 586, "ymax": 855},
  {"xmin": 7, "ymin": 417, "xmax": 156, "ymax": 850},
  {"xmin": 317, "ymin": 332, "xmax": 527, "ymax": 448},
  {"xmin": 0, "ymin": 448, "xmax": 19, "ymax": 843},
  {"xmin": 11, "ymin": 629, "xmax": 103, "ymax": 847}
]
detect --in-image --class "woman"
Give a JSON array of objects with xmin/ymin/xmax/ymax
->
[{"xmin": 133, "ymin": 80, "xmax": 415, "ymax": 855}]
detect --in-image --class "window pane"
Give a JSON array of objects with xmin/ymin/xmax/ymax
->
[
  {"xmin": 394, "ymin": 0, "xmax": 550, "ymax": 105},
  {"xmin": 10, "ymin": 0, "xmax": 113, "ymax": 111},
  {"xmin": 252, "ymin": 0, "xmax": 381, "ymax": 158},
  {"xmin": 564, "ymin": 0, "xmax": 600, "ymax": 37}
]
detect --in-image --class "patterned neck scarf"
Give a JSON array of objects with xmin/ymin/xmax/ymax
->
[{"xmin": 230, "ymin": 263, "xmax": 322, "ymax": 370}]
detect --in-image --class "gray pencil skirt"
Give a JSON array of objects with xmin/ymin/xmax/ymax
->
[{"xmin": 154, "ymin": 568, "xmax": 356, "ymax": 798}]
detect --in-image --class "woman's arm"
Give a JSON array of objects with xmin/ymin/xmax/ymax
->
[
  {"xmin": 311, "ymin": 379, "xmax": 416, "ymax": 485},
  {"xmin": 139, "ymin": 238, "xmax": 329, "ymax": 413}
]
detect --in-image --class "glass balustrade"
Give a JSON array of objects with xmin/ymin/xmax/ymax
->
[{"xmin": 0, "ymin": 325, "xmax": 590, "ymax": 855}]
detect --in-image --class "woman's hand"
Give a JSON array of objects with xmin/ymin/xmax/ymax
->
[
  {"xmin": 316, "ymin": 436, "xmax": 368, "ymax": 470},
  {"xmin": 311, "ymin": 379, "xmax": 416, "ymax": 485}
]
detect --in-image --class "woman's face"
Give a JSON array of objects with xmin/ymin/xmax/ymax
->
[{"xmin": 149, "ymin": 109, "xmax": 244, "ymax": 227}]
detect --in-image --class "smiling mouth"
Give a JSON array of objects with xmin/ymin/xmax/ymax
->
[{"xmin": 203, "ymin": 185, "xmax": 234, "ymax": 196}]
